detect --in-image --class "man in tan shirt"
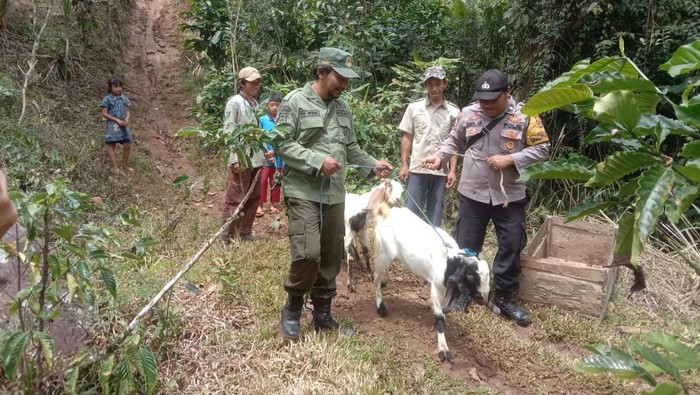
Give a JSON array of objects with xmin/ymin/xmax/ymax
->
[{"xmin": 398, "ymin": 66, "xmax": 459, "ymax": 227}]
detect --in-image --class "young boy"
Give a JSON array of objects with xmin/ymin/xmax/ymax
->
[{"xmin": 257, "ymin": 93, "xmax": 284, "ymax": 216}]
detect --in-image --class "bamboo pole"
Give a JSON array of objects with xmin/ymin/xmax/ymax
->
[{"xmin": 126, "ymin": 170, "xmax": 261, "ymax": 333}]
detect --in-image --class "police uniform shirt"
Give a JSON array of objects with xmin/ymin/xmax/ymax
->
[{"xmin": 438, "ymin": 97, "xmax": 549, "ymax": 206}]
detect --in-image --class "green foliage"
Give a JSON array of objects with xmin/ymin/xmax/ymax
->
[
  {"xmin": 90, "ymin": 336, "xmax": 158, "ymax": 395},
  {"xmin": 1, "ymin": 127, "xmax": 73, "ymax": 192},
  {"xmin": 0, "ymin": 179, "xmax": 160, "ymax": 392},
  {"xmin": 1, "ymin": 332, "xmax": 30, "ymax": 381},
  {"xmin": 575, "ymin": 331, "xmax": 699, "ymax": 394},
  {"xmin": 521, "ymin": 40, "xmax": 700, "ymax": 267}
]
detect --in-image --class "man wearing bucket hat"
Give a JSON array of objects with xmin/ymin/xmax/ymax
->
[
  {"xmin": 398, "ymin": 65, "xmax": 460, "ymax": 227},
  {"xmin": 423, "ymin": 69, "xmax": 550, "ymax": 326},
  {"xmin": 221, "ymin": 66, "xmax": 265, "ymax": 243},
  {"xmin": 271, "ymin": 47, "xmax": 393, "ymax": 340}
]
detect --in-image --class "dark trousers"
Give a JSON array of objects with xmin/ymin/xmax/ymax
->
[
  {"xmin": 283, "ymin": 197, "xmax": 344, "ymax": 300},
  {"xmin": 404, "ymin": 172, "xmax": 447, "ymax": 227},
  {"xmin": 221, "ymin": 165, "xmax": 262, "ymax": 240},
  {"xmin": 453, "ymin": 194, "xmax": 527, "ymax": 293}
]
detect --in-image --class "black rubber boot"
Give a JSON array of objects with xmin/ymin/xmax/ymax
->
[
  {"xmin": 280, "ymin": 294, "xmax": 304, "ymax": 340},
  {"xmin": 489, "ymin": 291, "xmax": 532, "ymax": 327},
  {"xmin": 312, "ymin": 297, "xmax": 355, "ymax": 335}
]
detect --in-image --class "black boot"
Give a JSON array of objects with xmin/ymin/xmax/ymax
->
[
  {"xmin": 312, "ymin": 297, "xmax": 355, "ymax": 335},
  {"xmin": 489, "ymin": 291, "xmax": 532, "ymax": 327},
  {"xmin": 280, "ymin": 294, "xmax": 304, "ymax": 340}
]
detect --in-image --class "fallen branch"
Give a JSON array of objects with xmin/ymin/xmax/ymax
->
[{"xmin": 125, "ymin": 170, "xmax": 261, "ymax": 333}]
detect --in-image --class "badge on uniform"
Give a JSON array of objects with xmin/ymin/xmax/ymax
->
[
  {"xmin": 505, "ymin": 140, "xmax": 516, "ymax": 150},
  {"xmin": 504, "ymin": 129, "xmax": 519, "ymax": 139},
  {"xmin": 466, "ymin": 127, "xmax": 480, "ymax": 136},
  {"xmin": 468, "ymin": 114, "xmax": 481, "ymax": 121},
  {"xmin": 508, "ymin": 114, "xmax": 520, "ymax": 122}
]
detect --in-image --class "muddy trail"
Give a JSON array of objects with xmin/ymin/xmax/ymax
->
[{"xmin": 124, "ymin": 0, "xmax": 197, "ymax": 182}]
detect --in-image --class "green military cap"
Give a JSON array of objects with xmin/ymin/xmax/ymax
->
[{"xmin": 317, "ymin": 47, "xmax": 360, "ymax": 79}]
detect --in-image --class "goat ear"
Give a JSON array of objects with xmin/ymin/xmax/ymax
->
[
  {"xmin": 442, "ymin": 265, "xmax": 466, "ymax": 314},
  {"xmin": 365, "ymin": 185, "xmax": 387, "ymax": 210}
]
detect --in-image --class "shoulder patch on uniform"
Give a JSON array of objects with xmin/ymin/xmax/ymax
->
[
  {"xmin": 277, "ymin": 104, "xmax": 293, "ymax": 124},
  {"xmin": 525, "ymin": 115, "xmax": 549, "ymax": 145}
]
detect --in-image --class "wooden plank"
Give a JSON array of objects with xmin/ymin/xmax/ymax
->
[
  {"xmin": 545, "ymin": 216, "xmax": 554, "ymax": 257},
  {"xmin": 519, "ymin": 269, "xmax": 607, "ymax": 318},
  {"xmin": 521, "ymin": 256, "xmax": 610, "ymax": 283},
  {"xmin": 548, "ymin": 216, "xmax": 616, "ymax": 235},
  {"xmin": 526, "ymin": 221, "xmax": 549, "ymax": 258},
  {"xmin": 548, "ymin": 225, "xmax": 614, "ymax": 266}
]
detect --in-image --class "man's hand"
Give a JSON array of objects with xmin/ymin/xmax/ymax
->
[
  {"xmin": 446, "ymin": 170, "xmax": 457, "ymax": 188},
  {"xmin": 373, "ymin": 160, "xmax": 393, "ymax": 179},
  {"xmin": 422, "ymin": 155, "xmax": 442, "ymax": 170},
  {"xmin": 231, "ymin": 162, "xmax": 241, "ymax": 174},
  {"xmin": 486, "ymin": 154, "xmax": 514, "ymax": 170},
  {"xmin": 117, "ymin": 119, "xmax": 126, "ymax": 127},
  {"xmin": 321, "ymin": 156, "xmax": 342, "ymax": 176},
  {"xmin": 265, "ymin": 150, "xmax": 275, "ymax": 163},
  {"xmin": 398, "ymin": 164, "xmax": 409, "ymax": 181}
]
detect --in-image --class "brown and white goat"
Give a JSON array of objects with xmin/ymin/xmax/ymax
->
[
  {"xmin": 344, "ymin": 179, "xmax": 403, "ymax": 292},
  {"xmin": 372, "ymin": 203, "xmax": 490, "ymax": 362}
]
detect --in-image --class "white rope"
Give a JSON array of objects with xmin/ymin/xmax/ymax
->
[{"xmin": 451, "ymin": 153, "xmax": 509, "ymax": 207}]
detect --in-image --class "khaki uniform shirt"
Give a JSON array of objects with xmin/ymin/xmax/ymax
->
[
  {"xmin": 437, "ymin": 97, "xmax": 550, "ymax": 206},
  {"xmin": 271, "ymin": 82, "xmax": 377, "ymax": 205},
  {"xmin": 399, "ymin": 97, "xmax": 460, "ymax": 176},
  {"xmin": 224, "ymin": 94, "xmax": 265, "ymax": 167}
]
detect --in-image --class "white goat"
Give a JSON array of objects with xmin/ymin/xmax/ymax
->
[
  {"xmin": 372, "ymin": 203, "xmax": 490, "ymax": 362},
  {"xmin": 344, "ymin": 179, "xmax": 403, "ymax": 292}
]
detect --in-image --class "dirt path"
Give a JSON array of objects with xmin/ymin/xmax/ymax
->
[
  {"xmin": 124, "ymin": 0, "xmax": 197, "ymax": 182},
  {"xmin": 115, "ymin": 2, "xmax": 610, "ymax": 393}
]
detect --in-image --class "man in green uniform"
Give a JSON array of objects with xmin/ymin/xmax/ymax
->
[{"xmin": 272, "ymin": 47, "xmax": 393, "ymax": 340}]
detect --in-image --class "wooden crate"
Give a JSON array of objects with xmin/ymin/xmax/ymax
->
[{"xmin": 519, "ymin": 216, "xmax": 618, "ymax": 318}]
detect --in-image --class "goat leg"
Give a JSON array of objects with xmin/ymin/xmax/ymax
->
[
  {"xmin": 432, "ymin": 285, "xmax": 452, "ymax": 362},
  {"xmin": 361, "ymin": 245, "xmax": 373, "ymax": 280},
  {"xmin": 346, "ymin": 245, "xmax": 362, "ymax": 293},
  {"xmin": 346, "ymin": 256, "xmax": 355, "ymax": 293},
  {"xmin": 436, "ymin": 314, "xmax": 452, "ymax": 362}
]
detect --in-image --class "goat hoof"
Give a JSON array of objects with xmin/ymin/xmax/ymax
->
[
  {"xmin": 347, "ymin": 280, "xmax": 356, "ymax": 293},
  {"xmin": 438, "ymin": 350, "xmax": 452, "ymax": 362},
  {"xmin": 377, "ymin": 303, "xmax": 388, "ymax": 317},
  {"xmin": 380, "ymin": 280, "xmax": 388, "ymax": 288}
]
